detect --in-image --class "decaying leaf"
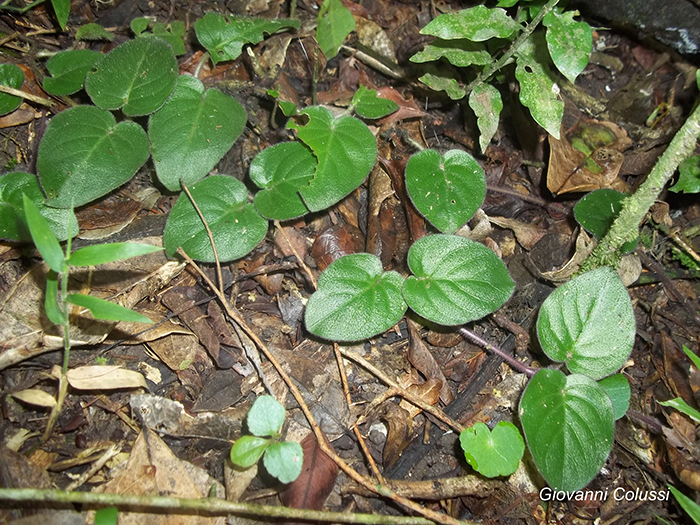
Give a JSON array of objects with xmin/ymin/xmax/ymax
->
[
  {"xmin": 380, "ymin": 401, "xmax": 413, "ymax": 468},
  {"xmin": 489, "ymin": 216, "xmax": 547, "ymax": 251},
  {"xmin": 547, "ymin": 120, "xmax": 631, "ymax": 195},
  {"xmin": 398, "ymin": 370, "xmax": 442, "ymax": 420},
  {"xmin": 407, "ymin": 320, "xmax": 454, "ymax": 404},
  {"xmin": 12, "ymin": 388, "xmax": 57, "ymax": 408},
  {"xmin": 66, "ymin": 365, "xmax": 147, "ymax": 390}
]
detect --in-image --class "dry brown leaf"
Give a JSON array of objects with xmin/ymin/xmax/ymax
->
[
  {"xmin": 311, "ymin": 223, "xmax": 365, "ymax": 271},
  {"xmin": 66, "ymin": 365, "xmax": 147, "ymax": 390},
  {"xmin": 11, "ymin": 388, "xmax": 56, "ymax": 408},
  {"xmin": 407, "ymin": 320, "xmax": 454, "ymax": 404},
  {"xmin": 489, "ymin": 216, "xmax": 547, "ymax": 251},
  {"xmin": 398, "ymin": 377, "xmax": 442, "ymax": 420},
  {"xmin": 380, "ymin": 402, "xmax": 412, "ymax": 468}
]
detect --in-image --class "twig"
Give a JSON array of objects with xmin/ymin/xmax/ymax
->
[
  {"xmin": 339, "ymin": 45, "xmax": 409, "ymax": 81},
  {"xmin": 0, "ymin": 488, "xmax": 436, "ymax": 524},
  {"xmin": 458, "ymin": 327, "xmax": 537, "ymax": 377},
  {"xmin": 0, "ymin": 85, "xmax": 54, "ymax": 107},
  {"xmin": 64, "ymin": 444, "xmax": 121, "ymax": 491},
  {"xmin": 273, "ymin": 220, "xmax": 317, "ymax": 289}
]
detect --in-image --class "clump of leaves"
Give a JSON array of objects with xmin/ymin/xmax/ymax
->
[{"xmin": 231, "ymin": 395, "xmax": 303, "ymax": 483}]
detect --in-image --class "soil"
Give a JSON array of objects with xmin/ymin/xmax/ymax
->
[{"xmin": 0, "ymin": 1, "xmax": 699, "ymax": 524}]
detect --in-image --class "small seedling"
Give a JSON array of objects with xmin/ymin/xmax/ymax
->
[
  {"xmin": 459, "ymin": 421, "xmax": 524, "ymax": 478},
  {"xmin": 316, "ymin": 0, "xmax": 355, "ymax": 59},
  {"xmin": 230, "ymin": 395, "xmax": 303, "ymax": 484}
]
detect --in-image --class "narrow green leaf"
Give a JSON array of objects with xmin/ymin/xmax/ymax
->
[
  {"xmin": 0, "ymin": 64, "xmax": 24, "ymax": 116},
  {"xmin": 43, "ymin": 50, "xmax": 102, "ymax": 96},
  {"xmin": 683, "ymin": 345, "xmax": 700, "ymax": 371},
  {"xmin": 0, "ymin": 172, "xmax": 77, "ymax": 242},
  {"xmin": 51, "ymin": 0, "xmax": 70, "ymax": 30},
  {"xmin": 669, "ymin": 485, "xmax": 700, "ymax": 523},
  {"xmin": 66, "ymin": 294, "xmax": 153, "ymax": 323},
  {"xmin": 598, "ymin": 374, "xmax": 631, "ymax": 420},
  {"xmin": 403, "ymin": 235, "xmax": 514, "ymax": 326},
  {"xmin": 659, "ymin": 397, "xmax": 700, "ymax": 424},
  {"xmin": 22, "ymin": 194, "xmax": 65, "ymax": 273},
  {"xmin": 305, "ymin": 253, "xmax": 407, "ymax": 342},
  {"xmin": 536, "ymin": 267, "xmax": 635, "ymax": 380},
  {"xmin": 85, "ymin": 37, "xmax": 177, "ymax": 116},
  {"xmin": 247, "ymin": 395, "xmax": 286, "ymax": 437},
  {"xmin": 469, "ymin": 83, "xmax": 503, "ymax": 153},
  {"xmin": 250, "ymin": 142, "xmax": 316, "ymax": 220},
  {"xmin": 94, "ymin": 506, "xmax": 118, "ymax": 525},
  {"xmin": 420, "ymin": 6, "xmax": 520, "ymax": 41},
  {"xmin": 263, "ymin": 441, "xmax": 303, "ymax": 483},
  {"xmin": 405, "ymin": 149, "xmax": 486, "ymax": 234},
  {"xmin": 316, "ymin": 0, "xmax": 355, "ymax": 59},
  {"xmin": 514, "ymin": 35, "xmax": 564, "ymax": 138},
  {"xmin": 418, "ymin": 71, "xmax": 466, "ymax": 100},
  {"xmin": 37, "ymin": 106, "xmax": 150, "ymax": 209},
  {"xmin": 287, "ymin": 106, "xmax": 377, "ymax": 212},
  {"xmin": 45, "ymin": 270, "xmax": 67, "ymax": 325},
  {"xmin": 411, "ymin": 39, "xmax": 492, "ymax": 68},
  {"xmin": 543, "ymin": 10, "xmax": 592, "ymax": 84},
  {"xmin": 520, "ymin": 369, "xmax": 615, "ymax": 492},
  {"xmin": 194, "ymin": 13, "xmax": 300, "ymax": 65},
  {"xmin": 669, "ymin": 155, "xmax": 700, "ymax": 194},
  {"xmin": 69, "ymin": 242, "xmax": 162, "ymax": 267},
  {"xmin": 163, "ymin": 175, "xmax": 268, "ymax": 263},
  {"xmin": 149, "ymin": 75, "xmax": 247, "ymax": 191},
  {"xmin": 574, "ymin": 189, "xmax": 637, "ymax": 253},
  {"xmin": 230, "ymin": 435, "xmax": 270, "ymax": 468},
  {"xmin": 459, "ymin": 422, "xmax": 524, "ymax": 478},
  {"xmin": 75, "ymin": 23, "xmax": 115, "ymax": 41},
  {"xmin": 351, "ymin": 85, "xmax": 399, "ymax": 119}
]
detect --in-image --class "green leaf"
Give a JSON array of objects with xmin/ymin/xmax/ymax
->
[
  {"xmin": 418, "ymin": 71, "xmax": 466, "ymax": 100},
  {"xmin": 574, "ymin": 189, "xmax": 637, "ymax": 253},
  {"xmin": 0, "ymin": 64, "xmax": 24, "ymax": 116},
  {"xmin": 65, "ymin": 293, "xmax": 153, "ymax": 323},
  {"xmin": 305, "ymin": 253, "xmax": 407, "ymax": 342},
  {"xmin": 420, "ymin": 6, "xmax": 520, "ymax": 41},
  {"xmin": 469, "ymin": 83, "xmax": 503, "ymax": 153},
  {"xmin": 37, "ymin": 106, "xmax": 150, "ymax": 208},
  {"xmin": 51, "ymin": 0, "xmax": 70, "ymax": 30},
  {"xmin": 130, "ymin": 17, "xmax": 150, "ymax": 35},
  {"xmin": 194, "ymin": 13, "xmax": 300, "ymax": 65},
  {"xmin": 514, "ymin": 35, "xmax": 564, "ymax": 138},
  {"xmin": 520, "ymin": 369, "xmax": 615, "ymax": 492},
  {"xmin": 22, "ymin": 194, "xmax": 65, "ymax": 273},
  {"xmin": 163, "ymin": 175, "xmax": 268, "ymax": 263},
  {"xmin": 316, "ymin": 0, "xmax": 355, "ymax": 59},
  {"xmin": 669, "ymin": 155, "xmax": 700, "ymax": 194},
  {"xmin": 683, "ymin": 345, "xmax": 700, "ymax": 371},
  {"xmin": 287, "ymin": 106, "xmax": 377, "ymax": 212},
  {"xmin": 230, "ymin": 435, "xmax": 270, "ymax": 468},
  {"xmin": 150, "ymin": 22, "xmax": 187, "ymax": 55},
  {"xmin": 263, "ymin": 441, "xmax": 303, "ymax": 483},
  {"xmin": 75, "ymin": 23, "xmax": 114, "ymax": 41},
  {"xmin": 659, "ymin": 397, "xmax": 700, "ymax": 424},
  {"xmin": 69, "ymin": 242, "xmax": 162, "ymax": 267},
  {"xmin": 543, "ymin": 10, "xmax": 592, "ymax": 85},
  {"xmin": 149, "ymin": 75, "xmax": 247, "ymax": 191},
  {"xmin": 43, "ymin": 50, "xmax": 102, "ymax": 96},
  {"xmin": 598, "ymin": 374, "xmax": 630, "ymax": 420},
  {"xmin": 405, "ymin": 149, "xmax": 486, "ymax": 234},
  {"xmin": 669, "ymin": 485, "xmax": 700, "ymax": 524},
  {"xmin": 403, "ymin": 234, "xmax": 514, "ymax": 326},
  {"xmin": 94, "ymin": 506, "xmax": 118, "ymax": 525},
  {"xmin": 410, "ymin": 39, "xmax": 492, "ymax": 68},
  {"xmin": 45, "ymin": 270, "xmax": 67, "ymax": 325},
  {"xmin": 536, "ymin": 267, "xmax": 635, "ymax": 380},
  {"xmin": 459, "ymin": 421, "xmax": 524, "ymax": 478},
  {"xmin": 351, "ymin": 85, "xmax": 399, "ymax": 119},
  {"xmin": 247, "ymin": 395, "xmax": 286, "ymax": 437},
  {"xmin": 0, "ymin": 172, "xmax": 77, "ymax": 242},
  {"xmin": 250, "ymin": 142, "xmax": 316, "ymax": 220},
  {"xmin": 85, "ymin": 37, "xmax": 177, "ymax": 116}
]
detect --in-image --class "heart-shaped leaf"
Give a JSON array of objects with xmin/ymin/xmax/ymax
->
[
  {"xmin": 536, "ymin": 266, "xmax": 635, "ymax": 380},
  {"xmin": 403, "ymin": 234, "xmax": 514, "ymax": 326},
  {"xmin": 288, "ymin": 106, "xmax": 377, "ymax": 212},
  {"xmin": 520, "ymin": 369, "xmax": 614, "ymax": 492},
  {"xmin": 543, "ymin": 10, "xmax": 592, "ymax": 85},
  {"xmin": 405, "ymin": 149, "xmax": 486, "ymax": 234},
  {"xmin": 194, "ymin": 13, "xmax": 300, "ymax": 65},
  {"xmin": 37, "ymin": 105, "xmax": 150, "ymax": 208},
  {"xmin": 163, "ymin": 175, "xmax": 268, "ymax": 263},
  {"xmin": 469, "ymin": 82, "xmax": 503, "ymax": 153},
  {"xmin": 351, "ymin": 85, "xmax": 399, "ymax": 119},
  {"xmin": 0, "ymin": 64, "xmax": 24, "ymax": 116},
  {"xmin": 0, "ymin": 171, "xmax": 77, "ymax": 241},
  {"xmin": 420, "ymin": 6, "xmax": 520, "ymax": 41},
  {"xmin": 316, "ymin": 0, "xmax": 355, "ymax": 59},
  {"xmin": 264, "ymin": 441, "xmax": 304, "ymax": 483},
  {"xmin": 43, "ymin": 49, "xmax": 102, "ymax": 96},
  {"xmin": 574, "ymin": 189, "xmax": 637, "ymax": 253},
  {"xmin": 305, "ymin": 253, "xmax": 407, "ymax": 342},
  {"xmin": 149, "ymin": 75, "xmax": 247, "ymax": 191},
  {"xmin": 250, "ymin": 142, "xmax": 316, "ymax": 220},
  {"xmin": 85, "ymin": 36, "xmax": 177, "ymax": 116},
  {"xmin": 248, "ymin": 395, "xmax": 286, "ymax": 437},
  {"xmin": 515, "ymin": 35, "xmax": 563, "ymax": 139},
  {"xmin": 598, "ymin": 374, "xmax": 630, "ymax": 420},
  {"xmin": 459, "ymin": 421, "xmax": 524, "ymax": 478}
]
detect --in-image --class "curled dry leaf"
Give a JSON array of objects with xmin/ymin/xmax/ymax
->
[
  {"xmin": 489, "ymin": 216, "xmax": 547, "ymax": 251},
  {"xmin": 279, "ymin": 431, "xmax": 339, "ymax": 513},
  {"xmin": 407, "ymin": 319, "xmax": 454, "ymax": 404},
  {"xmin": 398, "ymin": 375, "xmax": 442, "ymax": 419},
  {"xmin": 12, "ymin": 388, "xmax": 57, "ymax": 408},
  {"xmin": 66, "ymin": 365, "xmax": 147, "ymax": 390},
  {"xmin": 310, "ymin": 223, "xmax": 365, "ymax": 271},
  {"xmin": 380, "ymin": 401, "xmax": 413, "ymax": 468}
]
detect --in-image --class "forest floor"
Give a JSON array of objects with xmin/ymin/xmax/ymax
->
[{"xmin": 0, "ymin": 0, "xmax": 699, "ymax": 524}]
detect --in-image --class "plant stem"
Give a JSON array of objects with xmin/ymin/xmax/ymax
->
[
  {"xmin": 458, "ymin": 327, "xmax": 537, "ymax": 377},
  {"xmin": 0, "ymin": 488, "xmax": 436, "ymax": 524},
  {"xmin": 581, "ymin": 99, "xmax": 700, "ymax": 271},
  {"xmin": 0, "ymin": 85, "xmax": 54, "ymax": 107}
]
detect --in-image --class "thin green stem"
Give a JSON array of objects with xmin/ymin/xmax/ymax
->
[{"xmin": 0, "ymin": 0, "xmax": 45, "ymax": 13}]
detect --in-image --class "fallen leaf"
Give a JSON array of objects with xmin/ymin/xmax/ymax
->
[
  {"xmin": 66, "ymin": 365, "xmax": 147, "ymax": 390},
  {"xmin": 310, "ymin": 223, "xmax": 365, "ymax": 271},
  {"xmin": 380, "ymin": 402, "xmax": 412, "ymax": 468},
  {"xmin": 407, "ymin": 320, "xmax": 454, "ymax": 404},
  {"xmin": 489, "ymin": 216, "xmax": 547, "ymax": 251},
  {"xmin": 11, "ymin": 389, "xmax": 56, "ymax": 408}
]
